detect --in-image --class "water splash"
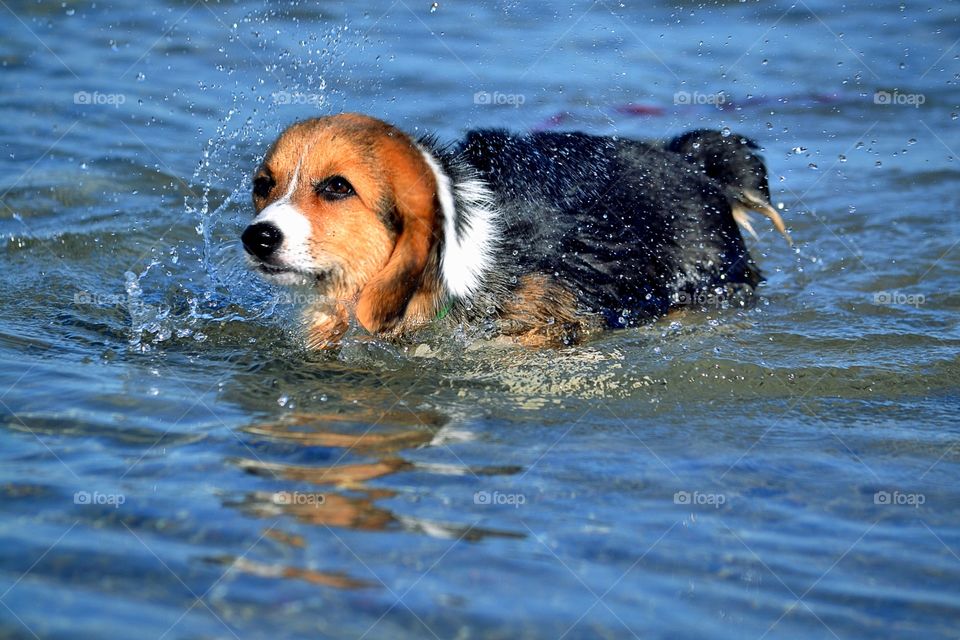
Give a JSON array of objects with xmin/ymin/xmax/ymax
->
[{"xmin": 128, "ymin": 8, "xmax": 364, "ymax": 350}]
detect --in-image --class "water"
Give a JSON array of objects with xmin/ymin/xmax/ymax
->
[{"xmin": 1, "ymin": 1, "xmax": 958, "ymax": 638}]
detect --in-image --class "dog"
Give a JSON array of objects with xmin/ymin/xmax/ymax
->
[{"xmin": 241, "ymin": 113, "xmax": 789, "ymax": 348}]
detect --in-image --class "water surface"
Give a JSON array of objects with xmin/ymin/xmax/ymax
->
[{"xmin": 1, "ymin": 1, "xmax": 959, "ymax": 638}]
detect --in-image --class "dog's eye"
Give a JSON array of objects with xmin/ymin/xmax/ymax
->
[
  {"xmin": 253, "ymin": 175, "xmax": 275, "ymax": 199},
  {"xmin": 315, "ymin": 176, "xmax": 355, "ymax": 200}
]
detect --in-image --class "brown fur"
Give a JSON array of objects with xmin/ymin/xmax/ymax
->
[
  {"xmin": 499, "ymin": 275, "xmax": 601, "ymax": 347},
  {"xmin": 254, "ymin": 114, "xmax": 444, "ymax": 344}
]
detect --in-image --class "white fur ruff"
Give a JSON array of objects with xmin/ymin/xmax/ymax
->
[{"xmin": 418, "ymin": 147, "xmax": 498, "ymax": 299}]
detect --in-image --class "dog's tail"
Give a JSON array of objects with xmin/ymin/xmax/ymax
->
[{"xmin": 666, "ymin": 130, "xmax": 791, "ymax": 245}]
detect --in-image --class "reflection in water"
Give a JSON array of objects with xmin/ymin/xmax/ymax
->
[
  {"xmin": 229, "ymin": 488, "xmax": 521, "ymax": 542},
  {"xmin": 235, "ymin": 457, "xmax": 413, "ymax": 487},
  {"xmin": 221, "ymin": 406, "xmax": 525, "ymax": 590},
  {"xmin": 242, "ymin": 425, "xmax": 437, "ymax": 453},
  {"xmin": 240, "ymin": 406, "xmax": 447, "ymax": 454},
  {"xmin": 206, "ymin": 555, "xmax": 376, "ymax": 590},
  {"xmin": 232, "ymin": 488, "xmax": 397, "ymax": 530}
]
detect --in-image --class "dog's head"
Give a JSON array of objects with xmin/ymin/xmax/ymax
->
[{"xmin": 242, "ymin": 113, "xmax": 441, "ymax": 333}]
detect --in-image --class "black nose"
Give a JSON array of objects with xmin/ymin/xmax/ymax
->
[{"xmin": 241, "ymin": 222, "xmax": 283, "ymax": 261}]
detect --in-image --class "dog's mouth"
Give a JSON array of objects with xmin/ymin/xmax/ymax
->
[
  {"xmin": 255, "ymin": 262, "xmax": 302, "ymax": 276},
  {"xmin": 249, "ymin": 259, "xmax": 331, "ymax": 284}
]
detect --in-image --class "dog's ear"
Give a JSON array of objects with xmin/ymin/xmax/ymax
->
[{"xmin": 356, "ymin": 141, "xmax": 438, "ymax": 333}]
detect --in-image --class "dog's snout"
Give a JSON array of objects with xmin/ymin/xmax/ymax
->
[{"xmin": 242, "ymin": 222, "xmax": 283, "ymax": 260}]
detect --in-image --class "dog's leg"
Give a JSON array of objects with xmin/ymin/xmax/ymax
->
[{"xmin": 306, "ymin": 301, "xmax": 350, "ymax": 349}]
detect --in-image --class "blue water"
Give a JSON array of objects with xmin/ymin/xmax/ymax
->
[{"xmin": 1, "ymin": 1, "xmax": 959, "ymax": 638}]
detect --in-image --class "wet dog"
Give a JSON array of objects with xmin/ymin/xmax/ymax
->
[{"xmin": 241, "ymin": 113, "xmax": 788, "ymax": 348}]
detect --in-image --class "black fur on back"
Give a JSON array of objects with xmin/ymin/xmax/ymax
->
[
  {"xmin": 437, "ymin": 128, "xmax": 769, "ymax": 329},
  {"xmin": 665, "ymin": 129, "xmax": 771, "ymax": 200}
]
